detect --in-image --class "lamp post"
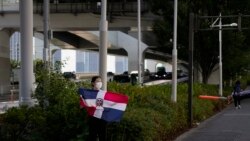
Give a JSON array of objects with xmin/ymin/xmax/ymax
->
[
  {"xmin": 138, "ymin": 0, "xmax": 142, "ymax": 86},
  {"xmin": 43, "ymin": 0, "xmax": 50, "ymax": 71},
  {"xmin": 99, "ymin": 0, "xmax": 108, "ymax": 90},
  {"xmin": 210, "ymin": 13, "xmax": 237, "ymax": 96},
  {"xmin": 171, "ymin": 0, "xmax": 178, "ymax": 102}
]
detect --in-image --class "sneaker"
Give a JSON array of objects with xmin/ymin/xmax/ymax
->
[
  {"xmin": 238, "ymin": 105, "xmax": 241, "ymax": 109},
  {"xmin": 235, "ymin": 107, "xmax": 238, "ymax": 110}
]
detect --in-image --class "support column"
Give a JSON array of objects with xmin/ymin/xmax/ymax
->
[
  {"xmin": 125, "ymin": 46, "xmax": 147, "ymax": 74},
  {"xmin": 0, "ymin": 29, "xmax": 11, "ymax": 95},
  {"xmin": 127, "ymin": 50, "xmax": 139, "ymax": 73},
  {"xmin": 20, "ymin": 0, "xmax": 33, "ymax": 106},
  {"xmin": 121, "ymin": 31, "xmax": 148, "ymax": 75}
]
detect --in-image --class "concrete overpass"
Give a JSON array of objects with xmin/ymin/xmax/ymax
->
[{"xmin": 0, "ymin": 1, "xmax": 191, "ymax": 107}]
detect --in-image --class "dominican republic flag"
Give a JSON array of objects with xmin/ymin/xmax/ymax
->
[{"xmin": 79, "ymin": 88, "xmax": 129, "ymax": 122}]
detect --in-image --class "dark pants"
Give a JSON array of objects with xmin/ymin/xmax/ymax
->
[
  {"xmin": 233, "ymin": 94, "xmax": 241, "ymax": 107},
  {"xmin": 88, "ymin": 116, "xmax": 107, "ymax": 141}
]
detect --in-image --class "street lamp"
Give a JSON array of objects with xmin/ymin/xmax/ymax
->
[
  {"xmin": 138, "ymin": 0, "xmax": 142, "ymax": 86},
  {"xmin": 171, "ymin": 0, "xmax": 178, "ymax": 102},
  {"xmin": 210, "ymin": 13, "xmax": 237, "ymax": 96}
]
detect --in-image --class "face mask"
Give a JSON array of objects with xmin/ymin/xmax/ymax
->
[{"xmin": 95, "ymin": 82, "xmax": 102, "ymax": 90}]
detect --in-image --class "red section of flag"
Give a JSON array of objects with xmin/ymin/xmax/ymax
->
[
  {"xmin": 80, "ymin": 96, "xmax": 96, "ymax": 116},
  {"xmin": 104, "ymin": 91, "xmax": 129, "ymax": 103},
  {"xmin": 87, "ymin": 107, "xmax": 96, "ymax": 116},
  {"xmin": 80, "ymin": 97, "xmax": 87, "ymax": 108}
]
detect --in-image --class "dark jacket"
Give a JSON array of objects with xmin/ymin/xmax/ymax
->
[{"xmin": 234, "ymin": 81, "xmax": 241, "ymax": 95}]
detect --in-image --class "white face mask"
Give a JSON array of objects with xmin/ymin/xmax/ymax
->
[{"xmin": 95, "ymin": 82, "xmax": 102, "ymax": 90}]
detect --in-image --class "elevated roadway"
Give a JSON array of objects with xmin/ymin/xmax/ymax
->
[
  {"xmin": 0, "ymin": 1, "xmax": 162, "ymax": 95},
  {"xmin": 0, "ymin": 1, "xmax": 189, "ymax": 99}
]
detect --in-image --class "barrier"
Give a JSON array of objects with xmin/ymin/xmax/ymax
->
[{"xmin": 199, "ymin": 95, "xmax": 227, "ymax": 100}]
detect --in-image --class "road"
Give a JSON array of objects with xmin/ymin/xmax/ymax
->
[{"xmin": 175, "ymin": 98, "xmax": 250, "ymax": 141}]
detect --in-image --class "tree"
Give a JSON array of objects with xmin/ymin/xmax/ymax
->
[
  {"xmin": 10, "ymin": 60, "xmax": 20, "ymax": 69},
  {"xmin": 149, "ymin": 0, "xmax": 250, "ymax": 83}
]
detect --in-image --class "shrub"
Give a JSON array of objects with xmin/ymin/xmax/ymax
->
[{"xmin": 0, "ymin": 73, "xmax": 227, "ymax": 141}]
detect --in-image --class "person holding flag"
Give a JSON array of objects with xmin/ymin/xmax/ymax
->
[{"xmin": 79, "ymin": 76, "xmax": 128, "ymax": 141}]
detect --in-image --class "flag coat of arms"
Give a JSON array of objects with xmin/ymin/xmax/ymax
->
[{"xmin": 79, "ymin": 88, "xmax": 129, "ymax": 122}]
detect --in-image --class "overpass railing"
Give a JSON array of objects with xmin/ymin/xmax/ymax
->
[
  {"xmin": 0, "ymin": 0, "xmax": 19, "ymax": 13},
  {"xmin": 0, "ymin": 0, "xmax": 150, "ymax": 15},
  {"xmin": 34, "ymin": 1, "xmax": 149, "ymax": 15}
]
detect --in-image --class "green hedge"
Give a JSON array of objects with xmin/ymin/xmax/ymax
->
[
  {"xmin": 106, "ymin": 82, "xmax": 226, "ymax": 141},
  {"xmin": 0, "ymin": 73, "xmax": 228, "ymax": 141}
]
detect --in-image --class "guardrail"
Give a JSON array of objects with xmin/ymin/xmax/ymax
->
[
  {"xmin": 34, "ymin": 1, "xmax": 149, "ymax": 15},
  {"xmin": 0, "ymin": 1, "xmax": 150, "ymax": 15},
  {"xmin": 0, "ymin": 0, "xmax": 19, "ymax": 12}
]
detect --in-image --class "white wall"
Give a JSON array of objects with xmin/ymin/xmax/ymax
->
[
  {"xmin": 61, "ymin": 50, "xmax": 76, "ymax": 72},
  {"xmin": 207, "ymin": 65, "xmax": 219, "ymax": 85},
  {"xmin": 107, "ymin": 55, "xmax": 116, "ymax": 73}
]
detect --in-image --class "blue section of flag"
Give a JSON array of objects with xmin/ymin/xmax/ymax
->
[
  {"xmin": 79, "ymin": 88, "xmax": 98, "ymax": 99},
  {"xmin": 102, "ymin": 108, "xmax": 125, "ymax": 122}
]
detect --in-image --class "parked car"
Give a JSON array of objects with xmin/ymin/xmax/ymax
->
[
  {"xmin": 123, "ymin": 71, "xmax": 129, "ymax": 75},
  {"xmin": 113, "ymin": 74, "xmax": 130, "ymax": 83},
  {"xmin": 107, "ymin": 71, "xmax": 114, "ymax": 76},
  {"xmin": 63, "ymin": 72, "xmax": 76, "ymax": 80},
  {"xmin": 107, "ymin": 72, "xmax": 115, "ymax": 82},
  {"xmin": 152, "ymin": 71, "xmax": 171, "ymax": 79}
]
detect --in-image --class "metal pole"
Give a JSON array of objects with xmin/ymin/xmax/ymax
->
[
  {"xmin": 219, "ymin": 13, "xmax": 223, "ymax": 96},
  {"xmin": 171, "ymin": 0, "xmax": 178, "ymax": 102},
  {"xmin": 20, "ymin": 0, "xmax": 33, "ymax": 106},
  {"xmin": 188, "ymin": 13, "xmax": 194, "ymax": 127},
  {"xmin": 1, "ymin": 0, "xmax": 3, "ymax": 11},
  {"xmin": 138, "ymin": 0, "xmax": 142, "ymax": 85},
  {"xmin": 43, "ymin": 0, "xmax": 50, "ymax": 71},
  {"xmin": 99, "ymin": 0, "xmax": 108, "ymax": 90}
]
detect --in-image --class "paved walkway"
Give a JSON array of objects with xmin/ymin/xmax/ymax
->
[
  {"xmin": 0, "ymin": 100, "xmax": 19, "ymax": 114},
  {"xmin": 175, "ymin": 98, "xmax": 250, "ymax": 141}
]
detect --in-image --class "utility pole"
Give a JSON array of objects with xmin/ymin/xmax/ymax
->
[
  {"xmin": 43, "ymin": 0, "xmax": 50, "ymax": 71},
  {"xmin": 188, "ymin": 13, "xmax": 242, "ymax": 127},
  {"xmin": 188, "ymin": 13, "xmax": 194, "ymax": 127},
  {"xmin": 210, "ymin": 13, "xmax": 237, "ymax": 96},
  {"xmin": 99, "ymin": 0, "xmax": 108, "ymax": 90},
  {"xmin": 171, "ymin": 0, "xmax": 178, "ymax": 102},
  {"xmin": 218, "ymin": 13, "xmax": 223, "ymax": 96},
  {"xmin": 138, "ymin": 0, "xmax": 142, "ymax": 86},
  {"xmin": 19, "ymin": 0, "xmax": 33, "ymax": 106}
]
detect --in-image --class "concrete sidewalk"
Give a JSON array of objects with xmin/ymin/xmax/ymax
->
[
  {"xmin": 0, "ymin": 100, "xmax": 19, "ymax": 114},
  {"xmin": 0, "ymin": 99, "xmax": 38, "ymax": 114},
  {"xmin": 175, "ymin": 99, "xmax": 250, "ymax": 141}
]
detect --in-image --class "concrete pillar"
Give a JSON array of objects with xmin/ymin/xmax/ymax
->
[
  {"xmin": 124, "ymin": 45, "xmax": 147, "ymax": 73},
  {"xmin": 193, "ymin": 64, "xmax": 202, "ymax": 83},
  {"xmin": 125, "ymin": 43, "xmax": 147, "ymax": 73},
  {"xmin": 89, "ymin": 30, "xmax": 148, "ymax": 75},
  {"xmin": 127, "ymin": 49, "xmax": 139, "ymax": 73},
  {"xmin": 0, "ymin": 29, "xmax": 11, "ymax": 95},
  {"xmin": 20, "ymin": 0, "xmax": 33, "ymax": 106}
]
